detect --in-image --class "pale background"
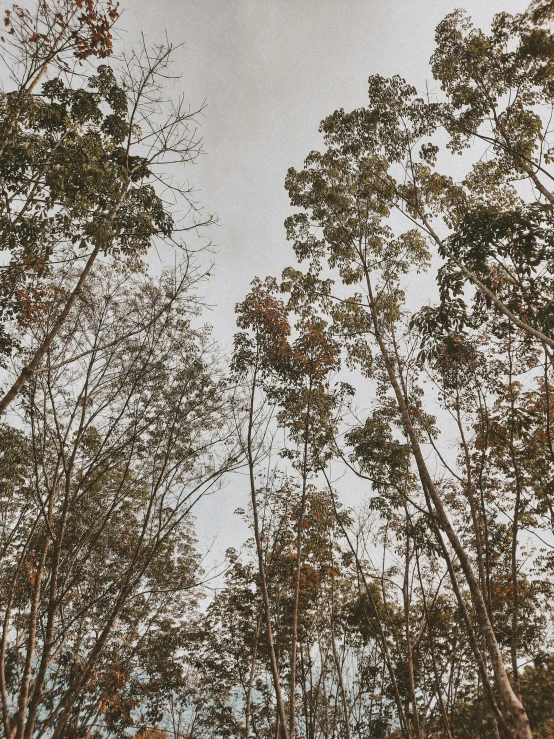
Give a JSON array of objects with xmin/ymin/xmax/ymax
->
[{"xmin": 120, "ymin": 0, "xmax": 529, "ymax": 567}]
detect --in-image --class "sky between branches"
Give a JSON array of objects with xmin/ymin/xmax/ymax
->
[{"xmin": 121, "ymin": 0, "xmax": 530, "ymax": 563}]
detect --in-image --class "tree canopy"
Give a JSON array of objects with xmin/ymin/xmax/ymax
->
[{"xmin": 1, "ymin": 1, "xmax": 554, "ymax": 738}]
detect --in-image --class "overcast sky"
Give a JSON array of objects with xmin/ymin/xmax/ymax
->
[{"xmin": 121, "ymin": 0, "xmax": 529, "ymax": 560}]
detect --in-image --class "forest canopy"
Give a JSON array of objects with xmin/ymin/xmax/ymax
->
[{"xmin": 0, "ymin": 1, "xmax": 554, "ymax": 738}]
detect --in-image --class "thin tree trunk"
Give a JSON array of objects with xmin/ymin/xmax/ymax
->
[
  {"xmin": 507, "ymin": 334, "xmax": 523, "ymax": 699},
  {"xmin": 454, "ymin": 386, "xmax": 488, "ymax": 607},
  {"xmin": 330, "ymin": 623, "xmax": 352, "ymax": 739},
  {"xmin": 22, "ymin": 457, "xmax": 76, "ymax": 739},
  {"xmin": 246, "ymin": 359, "xmax": 290, "ymax": 739},
  {"xmin": 13, "ymin": 533, "xmax": 50, "ymax": 739},
  {"xmin": 289, "ymin": 378, "xmax": 312, "ymax": 739},
  {"xmin": 245, "ymin": 614, "xmax": 262, "ymax": 738},
  {"xmin": 402, "ymin": 524, "xmax": 423, "ymax": 739}
]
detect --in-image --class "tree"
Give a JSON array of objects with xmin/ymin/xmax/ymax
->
[
  {"xmin": 274, "ymin": 2, "xmax": 554, "ymax": 737},
  {"xmin": 0, "ymin": 0, "xmax": 213, "ymax": 414},
  {"xmin": 0, "ymin": 265, "xmax": 238, "ymax": 739}
]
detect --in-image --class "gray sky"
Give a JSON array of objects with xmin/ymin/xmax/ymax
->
[
  {"xmin": 122, "ymin": 0, "xmax": 529, "ymax": 560},
  {"xmin": 123, "ymin": 0, "xmax": 528, "ymax": 344}
]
